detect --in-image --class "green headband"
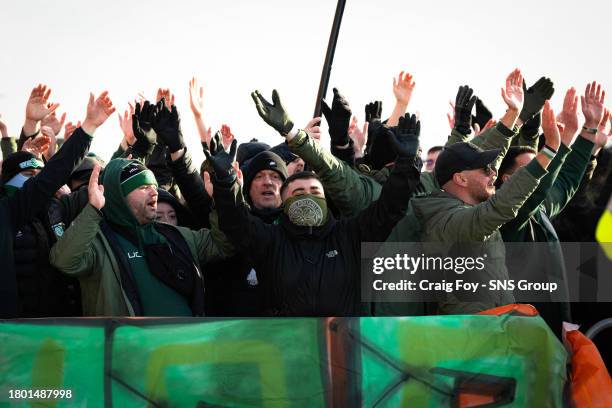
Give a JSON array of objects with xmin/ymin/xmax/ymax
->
[{"xmin": 121, "ymin": 169, "xmax": 158, "ymax": 196}]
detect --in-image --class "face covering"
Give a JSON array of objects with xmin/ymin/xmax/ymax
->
[
  {"xmin": 283, "ymin": 194, "xmax": 328, "ymax": 227},
  {"xmin": 3, "ymin": 173, "xmax": 32, "ymax": 196}
]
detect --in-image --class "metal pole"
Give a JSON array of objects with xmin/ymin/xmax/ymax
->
[{"xmin": 313, "ymin": 0, "xmax": 347, "ymax": 118}]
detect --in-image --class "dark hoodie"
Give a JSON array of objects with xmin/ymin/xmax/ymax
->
[{"xmin": 213, "ymin": 155, "xmax": 422, "ymax": 316}]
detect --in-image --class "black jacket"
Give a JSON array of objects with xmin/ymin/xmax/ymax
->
[
  {"xmin": 0, "ymin": 127, "xmax": 92, "ymax": 317},
  {"xmin": 168, "ymin": 149, "xmax": 274, "ymax": 316},
  {"xmin": 214, "ymin": 156, "xmax": 422, "ymax": 316},
  {"xmin": 14, "ymin": 186, "xmax": 88, "ymax": 317}
]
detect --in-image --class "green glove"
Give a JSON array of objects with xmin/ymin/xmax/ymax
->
[{"xmin": 251, "ymin": 89, "xmax": 294, "ymax": 136}]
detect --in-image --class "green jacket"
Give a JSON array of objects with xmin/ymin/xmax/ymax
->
[
  {"xmin": 411, "ymin": 159, "xmax": 547, "ymax": 314},
  {"xmin": 287, "ymin": 124, "xmax": 517, "ymax": 315},
  {"xmin": 289, "ymin": 122, "xmax": 516, "ymax": 219},
  {"xmin": 499, "ymin": 136, "xmax": 594, "ymax": 331},
  {"xmin": 49, "ymin": 159, "xmax": 233, "ymax": 316}
]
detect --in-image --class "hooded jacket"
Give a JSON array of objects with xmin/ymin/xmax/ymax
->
[
  {"xmin": 411, "ymin": 159, "xmax": 547, "ymax": 314},
  {"xmin": 213, "ymin": 151, "xmax": 422, "ymax": 316},
  {"xmin": 283, "ymin": 126, "xmax": 513, "ymax": 316},
  {"xmin": 0, "ymin": 127, "xmax": 92, "ymax": 317},
  {"xmin": 49, "ymin": 158, "xmax": 233, "ymax": 316}
]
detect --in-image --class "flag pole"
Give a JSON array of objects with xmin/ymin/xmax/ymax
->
[{"xmin": 313, "ymin": 0, "xmax": 347, "ymax": 118}]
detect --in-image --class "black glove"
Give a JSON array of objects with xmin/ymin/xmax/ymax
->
[
  {"xmin": 365, "ymin": 101, "xmax": 382, "ymax": 124},
  {"xmin": 132, "ymin": 101, "xmax": 158, "ymax": 156},
  {"xmin": 152, "ymin": 98, "xmax": 184, "ymax": 153},
  {"xmin": 388, "ymin": 113, "xmax": 420, "ymax": 158},
  {"xmin": 364, "ymin": 101, "xmax": 383, "ymax": 154},
  {"xmin": 520, "ymin": 77, "xmax": 554, "ymax": 123},
  {"xmin": 520, "ymin": 111, "xmax": 541, "ymax": 140},
  {"xmin": 454, "ymin": 85, "xmax": 477, "ymax": 135},
  {"xmin": 203, "ymin": 131, "xmax": 237, "ymax": 184},
  {"xmin": 320, "ymin": 88, "xmax": 351, "ymax": 146},
  {"xmin": 472, "ymin": 97, "xmax": 492, "ymax": 130}
]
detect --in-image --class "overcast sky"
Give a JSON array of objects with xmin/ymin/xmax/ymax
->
[{"xmin": 1, "ymin": 0, "xmax": 610, "ymax": 164}]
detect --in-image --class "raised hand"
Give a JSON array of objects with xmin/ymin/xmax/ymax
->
[
  {"xmin": 392, "ymin": 71, "xmax": 416, "ymax": 106},
  {"xmin": 520, "ymin": 76, "xmax": 554, "ymax": 123},
  {"xmin": 453, "ymin": 85, "xmax": 476, "ymax": 134},
  {"xmin": 156, "ymin": 88, "xmax": 175, "ymax": 110},
  {"xmin": 40, "ymin": 125, "xmax": 57, "ymax": 159},
  {"xmin": 581, "ymin": 81, "xmax": 606, "ymax": 129},
  {"xmin": 365, "ymin": 101, "xmax": 382, "ymax": 124},
  {"xmin": 203, "ymin": 131, "xmax": 238, "ymax": 182},
  {"xmin": 63, "ymin": 121, "xmax": 80, "ymax": 141},
  {"xmin": 304, "ymin": 117, "xmax": 322, "ymax": 141},
  {"xmin": 189, "ymin": 77, "xmax": 205, "ymax": 118},
  {"xmin": 0, "ymin": 114, "xmax": 8, "ymax": 138},
  {"xmin": 118, "ymin": 103, "xmax": 136, "ymax": 146},
  {"xmin": 501, "ymin": 69, "xmax": 524, "ymax": 112},
  {"xmin": 365, "ymin": 100, "xmax": 383, "ymax": 144},
  {"xmin": 388, "ymin": 113, "xmax": 420, "ymax": 158},
  {"xmin": 251, "ymin": 89, "xmax": 294, "ymax": 136},
  {"xmin": 348, "ymin": 116, "xmax": 368, "ymax": 157},
  {"xmin": 220, "ymin": 124, "xmax": 235, "ymax": 152},
  {"xmin": 558, "ymin": 87, "xmax": 579, "ymax": 146},
  {"xmin": 82, "ymin": 91, "xmax": 116, "ymax": 135},
  {"xmin": 41, "ymin": 109, "xmax": 66, "ymax": 136},
  {"xmin": 593, "ymin": 108, "xmax": 611, "ymax": 155},
  {"xmin": 22, "ymin": 134, "xmax": 51, "ymax": 158},
  {"xmin": 474, "ymin": 119, "xmax": 496, "ymax": 136},
  {"xmin": 321, "ymin": 87, "xmax": 352, "ymax": 146},
  {"xmin": 152, "ymin": 98, "xmax": 184, "ymax": 153},
  {"xmin": 88, "ymin": 164, "xmax": 105, "ymax": 210},
  {"xmin": 472, "ymin": 97, "xmax": 492, "ymax": 130},
  {"xmin": 446, "ymin": 101, "xmax": 455, "ymax": 130},
  {"xmin": 25, "ymin": 84, "xmax": 59, "ymax": 123},
  {"xmin": 541, "ymin": 101, "xmax": 561, "ymax": 151},
  {"xmin": 201, "ymin": 126, "xmax": 213, "ymax": 149},
  {"xmin": 131, "ymin": 101, "xmax": 159, "ymax": 154}
]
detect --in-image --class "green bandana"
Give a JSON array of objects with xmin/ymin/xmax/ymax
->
[
  {"xmin": 121, "ymin": 169, "xmax": 158, "ymax": 197},
  {"xmin": 283, "ymin": 194, "xmax": 328, "ymax": 227}
]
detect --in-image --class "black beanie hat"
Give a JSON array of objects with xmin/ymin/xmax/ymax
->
[
  {"xmin": 1, "ymin": 151, "xmax": 44, "ymax": 183},
  {"xmin": 243, "ymin": 151, "xmax": 288, "ymax": 202},
  {"xmin": 237, "ymin": 139, "xmax": 271, "ymax": 166},
  {"xmin": 270, "ymin": 142, "xmax": 299, "ymax": 165},
  {"xmin": 69, "ymin": 153, "xmax": 106, "ymax": 183}
]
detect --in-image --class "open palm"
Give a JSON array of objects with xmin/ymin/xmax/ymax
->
[{"xmin": 501, "ymin": 69, "xmax": 524, "ymax": 111}]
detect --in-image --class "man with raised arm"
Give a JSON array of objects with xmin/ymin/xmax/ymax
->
[
  {"xmin": 49, "ymin": 113, "xmax": 234, "ymax": 316},
  {"xmin": 206, "ymin": 89, "xmax": 423, "ymax": 316},
  {"xmin": 411, "ymin": 70, "xmax": 560, "ymax": 314},
  {"xmin": 497, "ymin": 83, "xmax": 608, "ymax": 336},
  {"xmin": 0, "ymin": 86, "xmax": 114, "ymax": 318}
]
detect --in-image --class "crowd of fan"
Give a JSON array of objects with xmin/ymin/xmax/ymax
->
[{"xmin": 0, "ymin": 69, "xmax": 610, "ymax": 339}]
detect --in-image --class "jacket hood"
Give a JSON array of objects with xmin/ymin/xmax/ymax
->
[{"xmin": 100, "ymin": 158, "xmax": 142, "ymax": 228}]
